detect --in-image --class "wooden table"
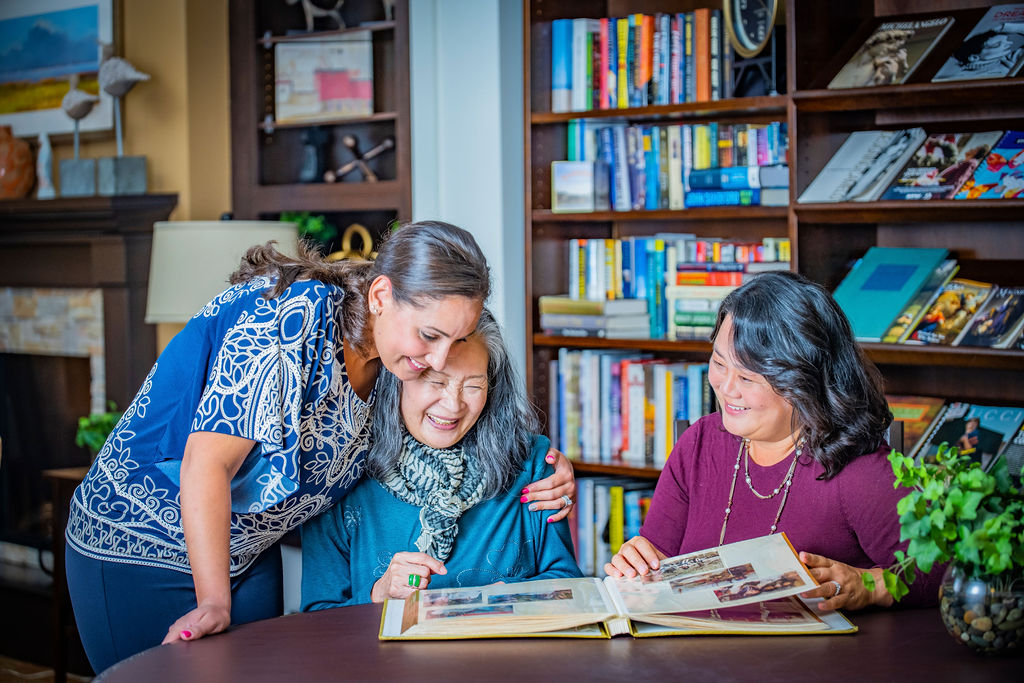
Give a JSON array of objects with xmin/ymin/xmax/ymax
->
[{"xmin": 96, "ymin": 602, "xmax": 1020, "ymax": 682}]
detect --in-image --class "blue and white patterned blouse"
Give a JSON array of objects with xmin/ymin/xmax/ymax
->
[{"xmin": 66, "ymin": 277, "xmax": 372, "ymax": 576}]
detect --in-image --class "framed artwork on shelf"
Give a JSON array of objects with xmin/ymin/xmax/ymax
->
[
  {"xmin": 0, "ymin": 0, "xmax": 116, "ymax": 138},
  {"xmin": 274, "ymin": 32, "xmax": 374, "ymax": 125}
]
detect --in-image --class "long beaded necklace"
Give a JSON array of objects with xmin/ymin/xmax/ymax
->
[{"xmin": 719, "ymin": 437, "xmax": 805, "ymax": 545}]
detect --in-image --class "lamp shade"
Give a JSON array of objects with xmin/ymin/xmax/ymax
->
[{"xmin": 146, "ymin": 220, "xmax": 298, "ymax": 323}]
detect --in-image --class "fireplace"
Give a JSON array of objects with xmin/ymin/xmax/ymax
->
[{"xmin": 0, "ymin": 195, "xmax": 176, "ymax": 560}]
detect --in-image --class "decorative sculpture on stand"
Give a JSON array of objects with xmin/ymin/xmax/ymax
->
[
  {"xmin": 323, "ymin": 135, "xmax": 394, "ymax": 183},
  {"xmin": 97, "ymin": 44, "xmax": 151, "ymax": 195},
  {"xmin": 285, "ymin": 0, "xmax": 346, "ymax": 32},
  {"xmin": 59, "ymin": 73, "xmax": 100, "ymax": 197},
  {"xmin": 36, "ymin": 132, "xmax": 56, "ymax": 200}
]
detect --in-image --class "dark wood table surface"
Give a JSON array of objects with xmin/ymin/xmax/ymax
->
[{"xmin": 95, "ymin": 602, "xmax": 1021, "ymax": 682}]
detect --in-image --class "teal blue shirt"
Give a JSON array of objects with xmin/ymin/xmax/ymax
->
[{"xmin": 300, "ymin": 435, "xmax": 582, "ymax": 610}]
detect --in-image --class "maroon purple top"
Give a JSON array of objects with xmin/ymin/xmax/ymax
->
[{"xmin": 640, "ymin": 412, "xmax": 943, "ymax": 607}]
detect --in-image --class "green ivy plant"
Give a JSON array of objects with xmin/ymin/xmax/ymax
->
[
  {"xmin": 75, "ymin": 401, "xmax": 123, "ymax": 457},
  {"xmin": 865, "ymin": 443, "xmax": 1024, "ymax": 600},
  {"xmin": 280, "ymin": 211, "xmax": 338, "ymax": 248}
]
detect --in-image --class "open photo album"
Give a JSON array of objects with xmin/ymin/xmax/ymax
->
[{"xmin": 379, "ymin": 534, "xmax": 856, "ymax": 640}]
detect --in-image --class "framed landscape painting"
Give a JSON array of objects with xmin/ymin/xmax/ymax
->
[{"xmin": 0, "ymin": 0, "xmax": 115, "ymax": 139}]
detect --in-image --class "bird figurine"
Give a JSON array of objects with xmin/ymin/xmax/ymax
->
[
  {"xmin": 61, "ymin": 73, "xmax": 100, "ymax": 160},
  {"xmin": 98, "ymin": 43, "xmax": 150, "ymax": 156}
]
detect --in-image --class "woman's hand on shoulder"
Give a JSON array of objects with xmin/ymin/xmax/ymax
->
[
  {"xmin": 371, "ymin": 552, "xmax": 447, "ymax": 602},
  {"xmin": 161, "ymin": 600, "xmax": 231, "ymax": 645},
  {"xmin": 798, "ymin": 551, "xmax": 895, "ymax": 611},
  {"xmin": 604, "ymin": 536, "xmax": 666, "ymax": 579},
  {"xmin": 521, "ymin": 447, "xmax": 576, "ymax": 523}
]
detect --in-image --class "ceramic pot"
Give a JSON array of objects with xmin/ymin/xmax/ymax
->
[
  {"xmin": 939, "ymin": 563, "xmax": 1024, "ymax": 655},
  {"xmin": 0, "ymin": 126, "xmax": 35, "ymax": 199}
]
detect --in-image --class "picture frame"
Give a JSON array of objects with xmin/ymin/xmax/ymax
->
[
  {"xmin": 0, "ymin": 0, "xmax": 116, "ymax": 139},
  {"xmin": 275, "ymin": 32, "xmax": 374, "ymax": 125}
]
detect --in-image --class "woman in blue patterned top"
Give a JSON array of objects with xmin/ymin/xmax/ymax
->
[
  {"xmin": 301, "ymin": 309, "xmax": 582, "ymax": 610},
  {"xmin": 65, "ymin": 222, "xmax": 576, "ymax": 672}
]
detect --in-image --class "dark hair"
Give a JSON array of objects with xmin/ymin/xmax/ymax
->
[
  {"xmin": 365, "ymin": 308, "xmax": 539, "ymax": 497},
  {"xmin": 230, "ymin": 220, "xmax": 491, "ymax": 354},
  {"xmin": 712, "ymin": 271, "xmax": 891, "ymax": 479}
]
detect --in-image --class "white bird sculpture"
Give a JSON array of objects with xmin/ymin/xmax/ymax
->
[
  {"xmin": 61, "ymin": 73, "xmax": 100, "ymax": 159},
  {"xmin": 98, "ymin": 44, "xmax": 150, "ymax": 156}
]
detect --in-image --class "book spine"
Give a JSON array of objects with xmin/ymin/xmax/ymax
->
[
  {"xmin": 684, "ymin": 188, "xmax": 761, "ymax": 207},
  {"xmin": 709, "ymin": 9, "xmax": 721, "ymax": 101},
  {"xmin": 551, "ymin": 19, "xmax": 573, "ymax": 113},
  {"xmin": 693, "ymin": 8, "xmax": 710, "ymax": 102},
  {"xmin": 688, "ymin": 166, "xmax": 761, "ymax": 190}
]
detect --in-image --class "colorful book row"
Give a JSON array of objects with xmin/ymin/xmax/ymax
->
[{"xmin": 551, "ymin": 9, "xmax": 735, "ymax": 113}]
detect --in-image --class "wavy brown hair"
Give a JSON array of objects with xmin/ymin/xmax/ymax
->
[
  {"xmin": 230, "ymin": 220, "xmax": 491, "ymax": 355},
  {"xmin": 712, "ymin": 271, "xmax": 892, "ymax": 479}
]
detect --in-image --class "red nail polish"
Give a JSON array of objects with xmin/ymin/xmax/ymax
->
[
  {"xmin": 181, "ymin": 630, "xmax": 192, "ymax": 639},
  {"xmin": 520, "ymin": 495, "xmax": 528, "ymax": 503},
  {"xmin": 522, "ymin": 487, "xmax": 529, "ymax": 494}
]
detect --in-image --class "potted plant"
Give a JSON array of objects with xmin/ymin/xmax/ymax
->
[
  {"xmin": 75, "ymin": 401, "xmax": 123, "ymax": 460},
  {"xmin": 866, "ymin": 444, "xmax": 1024, "ymax": 654}
]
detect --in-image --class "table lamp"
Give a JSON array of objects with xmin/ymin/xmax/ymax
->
[{"xmin": 145, "ymin": 220, "xmax": 298, "ymax": 323}]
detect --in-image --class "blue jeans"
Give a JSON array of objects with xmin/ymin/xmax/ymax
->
[{"xmin": 65, "ymin": 542, "xmax": 283, "ymax": 674}]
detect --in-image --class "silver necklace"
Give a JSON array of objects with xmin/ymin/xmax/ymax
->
[{"xmin": 719, "ymin": 437, "xmax": 804, "ymax": 545}]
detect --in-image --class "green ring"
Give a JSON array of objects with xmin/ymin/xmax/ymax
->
[{"xmin": 408, "ymin": 573, "xmax": 421, "ymax": 588}]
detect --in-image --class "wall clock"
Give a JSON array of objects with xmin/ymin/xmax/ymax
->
[{"xmin": 724, "ymin": 0, "xmax": 779, "ymax": 59}]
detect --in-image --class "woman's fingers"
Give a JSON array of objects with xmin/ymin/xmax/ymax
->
[{"xmin": 160, "ymin": 604, "xmax": 230, "ymax": 644}]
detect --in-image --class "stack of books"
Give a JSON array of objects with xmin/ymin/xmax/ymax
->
[
  {"xmin": 540, "ymin": 296, "xmax": 650, "ymax": 339},
  {"xmin": 832, "ymin": 247, "xmax": 1024, "ymax": 349}
]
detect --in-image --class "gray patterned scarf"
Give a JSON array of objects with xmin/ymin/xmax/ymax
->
[{"xmin": 378, "ymin": 431, "xmax": 487, "ymax": 561}]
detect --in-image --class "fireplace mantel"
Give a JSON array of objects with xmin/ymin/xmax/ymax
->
[{"xmin": 0, "ymin": 194, "xmax": 178, "ymax": 407}]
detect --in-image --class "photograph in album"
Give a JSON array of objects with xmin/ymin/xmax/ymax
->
[{"xmin": 379, "ymin": 534, "xmax": 856, "ymax": 640}]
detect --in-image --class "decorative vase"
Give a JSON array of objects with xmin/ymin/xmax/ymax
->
[
  {"xmin": 939, "ymin": 563, "xmax": 1024, "ymax": 655},
  {"xmin": 0, "ymin": 125, "xmax": 35, "ymax": 199}
]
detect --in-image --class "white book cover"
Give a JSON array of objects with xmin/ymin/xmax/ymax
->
[
  {"xmin": 933, "ymin": 4, "xmax": 1024, "ymax": 82},
  {"xmin": 797, "ymin": 128, "xmax": 926, "ymax": 203}
]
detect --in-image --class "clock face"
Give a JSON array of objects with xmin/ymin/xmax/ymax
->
[{"xmin": 726, "ymin": 0, "xmax": 779, "ymax": 58}]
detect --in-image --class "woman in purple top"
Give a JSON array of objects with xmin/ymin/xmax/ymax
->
[{"xmin": 605, "ymin": 271, "xmax": 943, "ymax": 610}]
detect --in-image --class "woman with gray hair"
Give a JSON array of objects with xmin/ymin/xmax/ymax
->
[{"xmin": 301, "ymin": 309, "xmax": 581, "ymax": 608}]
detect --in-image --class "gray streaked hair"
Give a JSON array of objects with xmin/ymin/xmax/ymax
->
[{"xmin": 365, "ymin": 308, "xmax": 540, "ymax": 498}]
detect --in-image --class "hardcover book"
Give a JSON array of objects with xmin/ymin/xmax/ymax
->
[
  {"xmin": 904, "ymin": 278, "xmax": 995, "ymax": 345},
  {"xmin": 932, "ymin": 4, "xmax": 1024, "ymax": 82},
  {"xmin": 912, "ymin": 402, "xmax": 1024, "ymax": 470},
  {"xmin": 827, "ymin": 16, "xmax": 955, "ymax": 89},
  {"xmin": 881, "ymin": 131, "xmax": 1005, "ymax": 200},
  {"xmin": 954, "ymin": 130, "xmax": 1024, "ymax": 199},
  {"xmin": 956, "ymin": 286, "xmax": 1024, "ymax": 348},
  {"xmin": 797, "ymin": 129, "xmax": 926, "ymax": 203},
  {"xmin": 274, "ymin": 33, "xmax": 373, "ymax": 124},
  {"xmin": 379, "ymin": 534, "xmax": 856, "ymax": 640},
  {"xmin": 538, "ymin": 295, "xmax": 648, "ymax": 316},
  {"xmin": 832, "ymin": 247, "xmax": 949, "ymax": 342}
]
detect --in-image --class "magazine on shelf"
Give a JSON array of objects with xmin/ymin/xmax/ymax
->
[
  {"xmin": 932, "ymin": 4, "xmax": 1024, "ymax": 82},
  {"xmin": 911, "ymin": 402, "xmax": 1024, "ymax": 471},
  {"xmin": 886, "ymin": 394, "xmax": 948, "ymax": 456},
  {"xmin": 954, "ymin": 130, "xmax": 1024, "ymax": 199},
  {"xmin": 828, "ymin": 16, "xmax": 955, "ymax": 89},
  {"xmin": 880, "ymin": 259, "xmax": 960, "ymax": 344},
  {"xmin": 379, "ymin": 534, "xmax": 856, "ymax": 640},
  {"xmin": 956, "ymin": 286, "xmax": 1024, "ymax": 348},
  {"xmin": 797, "ymin": 129, "xmax": 926, "ymax": 203},
  {"xmin": 904, "ymin": 278, "xmax": 995, "ymax": 345},
  {"xmin": 881, "ymin": 131, "xmax": 1005, "ymax": 200}
]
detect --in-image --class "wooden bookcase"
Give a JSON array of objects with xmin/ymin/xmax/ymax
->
[
  {"xmin": 228, "ymin": 0, "xmax": 411, "ymax": 247},
  {"xmin": 523, "ymin": 0, "xmax": 1024, "ymax": 481}
]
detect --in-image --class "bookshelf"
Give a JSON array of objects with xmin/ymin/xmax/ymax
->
[
  {"xmin": 523, "ymin": 0, "xmax": 1024, "ymax": 484},
  {"xmin": 228, "ymin": 0, "xmax": 411, "ymax": 246}
]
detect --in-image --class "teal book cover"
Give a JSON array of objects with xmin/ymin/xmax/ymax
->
[{"xmin": 833, "ymin": 247, "xmax": 949, "ymax": 342}]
